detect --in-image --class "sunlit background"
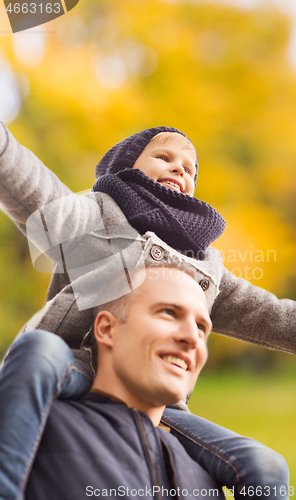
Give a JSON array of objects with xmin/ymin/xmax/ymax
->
[{"xmin": 1, "ymin": 0, "xmax": 296, "ymax": 484}]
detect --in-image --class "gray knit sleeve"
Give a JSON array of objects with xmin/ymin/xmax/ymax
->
[
  {"xmin": 0, "ymin": 124, "xmax": 72, "ymax": 234},
  {"xmin": 211, "ymin": 267, "xmax": 296, "ymax": 354}
]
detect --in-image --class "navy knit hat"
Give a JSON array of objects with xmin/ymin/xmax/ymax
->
[{"xmin": 95, "ymin": 126, "xmax": 198, "ymax": 185}]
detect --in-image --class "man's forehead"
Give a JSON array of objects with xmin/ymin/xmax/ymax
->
[{"xmin": 135, "ymin": 267, "xmax": 207, "ymax": 305}]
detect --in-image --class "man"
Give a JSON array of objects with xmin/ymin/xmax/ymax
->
[{"xmin": 25, "ymin": 266, "xmax": 225, "ymax": 500}]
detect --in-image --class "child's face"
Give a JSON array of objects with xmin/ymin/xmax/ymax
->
[{"xmin": 133, "ymin": 135, "xmax": 196, "ymax": 196}]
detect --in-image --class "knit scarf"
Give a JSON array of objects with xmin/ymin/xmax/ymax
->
[{"xmin": 92, "ymin": 168, "xmax": 225, "ymax": 257}]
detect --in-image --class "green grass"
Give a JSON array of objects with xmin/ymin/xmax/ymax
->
[{"xmin": 188, "ymin": 371, "xmax": 296, "ymax": 486}]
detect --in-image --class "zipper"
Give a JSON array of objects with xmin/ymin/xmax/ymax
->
[
  {"xmin": 133, "ymin": 409, "xmax": 162, "ymax": 500},
  {"xmin": 159, "ymin": 436, "xmax": 181, "ymax": 499}
]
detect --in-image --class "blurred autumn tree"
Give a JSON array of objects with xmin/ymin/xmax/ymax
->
[{"xmin": 1, "ymin": 0, "xmax": 296, "ymax": 369}]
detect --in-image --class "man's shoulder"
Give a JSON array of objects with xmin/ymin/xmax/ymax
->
[
  {"xmin": 48, "ymin": 392, "xmax": 132, "ymax": 424},
  {"xmin": 36, "ymin": 393, "xmax": 141, "ymax": 458},
  {"xmin": 43, "ymin": 392, "xmax": 153, "ymax": 444}
]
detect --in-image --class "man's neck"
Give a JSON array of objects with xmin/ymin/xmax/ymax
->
[{"xmin": 90, "ymin": 382, "xmax": 165, "ymax": 426}]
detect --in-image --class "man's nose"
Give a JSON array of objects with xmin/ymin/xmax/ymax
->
[{"xmin": 173, "ymin": 321, "xmax": 199, "ymax": 349}]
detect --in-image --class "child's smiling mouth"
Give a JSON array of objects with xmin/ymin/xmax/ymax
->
[{"xmin": 158, "ymin": 178, "xmax": 183, "ymax": 192}]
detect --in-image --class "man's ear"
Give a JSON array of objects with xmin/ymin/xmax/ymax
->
[{"xmin": 93, "ymin": 311, "xmax": 117, "ymax": 347}]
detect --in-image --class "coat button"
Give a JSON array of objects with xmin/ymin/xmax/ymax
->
[
  {"xmin": 150, "ymin": 245, "xmax": 164, "ymax": 261},
  {"xmin": 199, "ymin": 279, "xmax": 210, "ymax": 291}
]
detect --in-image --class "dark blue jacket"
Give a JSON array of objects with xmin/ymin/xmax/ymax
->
[{"xmin": 25, "ymin": 392, "xmax": 224, "ymax": 500}]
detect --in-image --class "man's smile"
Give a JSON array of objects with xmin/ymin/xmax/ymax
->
[{"xmin": 159, "ymin": 353, "xmax": 191, "ymax": 371}]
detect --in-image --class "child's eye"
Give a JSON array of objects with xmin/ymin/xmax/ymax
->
[
  {"xmin": 197, "ymin": 323, "xmax": 206, "ymax": 335},
  {"xmin": 184, "ymin": 166, "xmax": 194, "ymax": 176},
  {"xmin": 157, "ymin": 155, "xmax": 168, "ymax": 162}
]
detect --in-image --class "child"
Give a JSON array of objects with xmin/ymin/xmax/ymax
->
[{"xmin": 0, "ymin": 123, "xmax": 291, "ymax": 499}]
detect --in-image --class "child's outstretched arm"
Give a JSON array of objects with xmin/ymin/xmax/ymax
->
[
  {"xmin": 0, "ymin": 123, "xmax": 116, "ymax": 267},
  {"xmin": 0, "ymin": 122, "xmax": 72, "ymax": 235},
  {"xmin": 210, "ymin": 264, "xmax": 296, "ymax": 354}
]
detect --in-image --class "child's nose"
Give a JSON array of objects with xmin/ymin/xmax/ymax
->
[{"xmin": 171, "ymin": 164, "xmax": 184, "ymax": 177}]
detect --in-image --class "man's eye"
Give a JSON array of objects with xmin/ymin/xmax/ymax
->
[{"xmin": 162, "ymin": 308, "xmax": 175, "ymax": 317}]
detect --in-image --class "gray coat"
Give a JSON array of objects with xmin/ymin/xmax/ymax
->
[{"xmin": 1, "ymin": 123, "xmax": 296, "ymax": 380}]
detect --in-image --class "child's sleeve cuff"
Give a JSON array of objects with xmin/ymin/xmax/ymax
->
[{"xmin": 0, "ymin": 122, "xmax": 9, "ymax": 157}]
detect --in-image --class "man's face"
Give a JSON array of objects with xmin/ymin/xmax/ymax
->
[
  {"xmin": 133, "ymin": 135, "xmax": 196, "ymax": 196},
  {"xmin": 104, "ymin": 268, "xmax": 211, "ymax": 412}
]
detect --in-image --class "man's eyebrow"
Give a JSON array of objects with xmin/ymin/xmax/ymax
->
[
  {"xmin": 153, "ymin": 302, "xmax": 183, "ymax": 310},
  {"xmin": 154, "ymin": 302, "xmax": 207, "ymax": 316},
  {"xmin": 153, "ymin": 301, "xmax": 212, "ymax": 329}
]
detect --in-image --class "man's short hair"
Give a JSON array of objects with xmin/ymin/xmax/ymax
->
[{"xmin": 93, "ymin": 282, "xmax": 136, "ymax": 324}]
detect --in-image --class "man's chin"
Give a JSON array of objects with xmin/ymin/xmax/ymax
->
[{"xmin": 155, "ymin": 389, "xmax": 189, "ymax": 408}]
